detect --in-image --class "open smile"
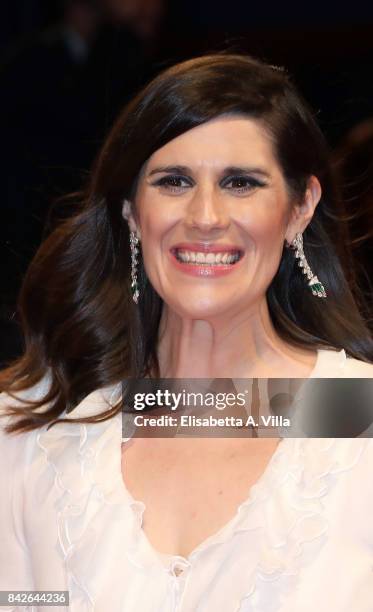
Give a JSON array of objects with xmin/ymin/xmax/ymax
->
[{"xmin": 169, "ymin": 244, "xmax": 245, "ymax": 276}]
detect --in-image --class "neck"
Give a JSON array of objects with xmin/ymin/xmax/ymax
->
[{"xmin": 156, "ymin": 298, "xmax": 316, "ymax": 378}]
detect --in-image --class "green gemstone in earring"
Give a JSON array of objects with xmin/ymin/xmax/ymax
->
[{"xmin": 308, "ymin": 276, "xmax": 327, "ymax": 298}]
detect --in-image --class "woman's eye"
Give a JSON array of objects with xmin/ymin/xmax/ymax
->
[
  {"xmin": 222, "ymin": 176, "xmax": 266, "ymax": 193},
  {"xmin": 151, "ymin": 174, "xmax": 266, "ymax": 194},
  {"xmin": 152, "ymin": 175, "xmax": 192, "ymax": 192}
]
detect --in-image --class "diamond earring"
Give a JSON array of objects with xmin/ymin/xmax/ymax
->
[
  {"xmin": 288, "ymin": 232, "xmax": 327, "ymax": 298},
  {"xmin": 129, "ymin": 231, "xmax": 140, "ymax": 304}
]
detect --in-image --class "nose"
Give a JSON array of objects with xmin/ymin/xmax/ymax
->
[{"xmin": 185, "ymin": 186, "xmax": 230, "ymax": 232}]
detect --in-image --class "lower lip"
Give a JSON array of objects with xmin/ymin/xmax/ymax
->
[{"xmin": 169, "ymin": 251, "xmax": 244, "ymax": 277}]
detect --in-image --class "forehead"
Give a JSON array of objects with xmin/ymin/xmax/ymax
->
[{"xmin": 145, "ymin": 116, "xmax": 278, "ymax": 170}]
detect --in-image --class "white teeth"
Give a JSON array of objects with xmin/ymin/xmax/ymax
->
[{"xmin": 175, "ymin": 250, "xmax": 241, "ymax": 265}]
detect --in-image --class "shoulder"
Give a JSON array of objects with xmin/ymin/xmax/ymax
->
[
  {"xmin": 0, "ymin": 370, "xmax": 53, "ymax": 418},
  {"xmin": 0, "ymin": 371, "xmax": 54, "ymax": 467},
  {"xmin": 343, "ymin": 355, "xmax": 373, "ymax": 377},
  {"xmin": 315, "ymin": 348, "xmax": 373, "ymax": 378},
  {"xmin": 0, "ymin": 371, "xmax": 120, "ymax": 453}
]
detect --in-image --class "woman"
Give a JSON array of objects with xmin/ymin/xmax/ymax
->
[{"xmin": 1, "ymin": 53, "xmax": 373, "ymax": 611}]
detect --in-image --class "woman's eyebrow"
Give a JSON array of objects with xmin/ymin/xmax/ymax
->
[
  {"xmin": 222, "ymin": 166, "xmax": 271, "ymax": 179},
  {"xmin": 147, "ymin": 165, "xmax": 271, "ymax": 178},
  {"xmin": 147, "ymin": 165, "xmax": 191, "ymax": 177}
]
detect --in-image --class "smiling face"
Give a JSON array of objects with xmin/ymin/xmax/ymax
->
[{"xmin": 123, "ymin": 116, "xmax": 320, "ymax": 319}]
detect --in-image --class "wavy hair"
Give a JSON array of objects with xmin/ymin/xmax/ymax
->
[{"xmin": 1, "ymin": 52, "xmax": 373, "ymax": 434}]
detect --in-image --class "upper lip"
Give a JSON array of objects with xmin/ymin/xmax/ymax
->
[{"xmin": 171, "ymin": 242, "xmax": 244, "ymax": 253}]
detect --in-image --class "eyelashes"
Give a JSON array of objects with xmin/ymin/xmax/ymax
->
[
  {"xmin": 151, "ymin": 174, "xmax": 267, "ymax": 194},
  {"xmin": 152, "ymin": 175, "xmax": 192, "ymax": 192},
  {"xmin": 221, "ymin": 175, "xmax": 267, "ymax": 192}
]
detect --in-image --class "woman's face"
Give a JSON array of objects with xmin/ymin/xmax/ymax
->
[{"xmin": 123, "ymin": 116, "xmax": 318, "ymax": 319}]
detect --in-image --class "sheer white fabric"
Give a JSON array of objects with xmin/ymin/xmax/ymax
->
[{"xmin": 1, "ymin": 349, "xmax": 373, "ymax": 612}]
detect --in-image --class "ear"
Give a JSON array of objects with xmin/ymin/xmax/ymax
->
[
  {"xmin": 285, "ymin": 176, "xmax": 322, "ymax": 245},
  {"xmin": 122, "ymin": 199, "xmax": 141, "ymax": 240}
]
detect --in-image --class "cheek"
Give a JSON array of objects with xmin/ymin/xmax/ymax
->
[
  {"xmin": 238, "ymin": 204, "xmax": 288, "ymax": 288},
  {"xmin": 238, "ymin": 204, "xmax": 286, "ymax": 250},
  {"xmin": 141, "ymin": 218, "xmax": 162, "ymax": 245},
  {"xmin": 137, "ymin": 206, "xmax": 171, "ymax": 281},
  {"xmin": 138, "ymin": 196, "xmax": 173, "ymax": 238}
]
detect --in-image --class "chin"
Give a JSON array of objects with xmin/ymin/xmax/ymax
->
[{"xmin": 166, "ymin": 294, "xmax": 233, "ymax": 320}]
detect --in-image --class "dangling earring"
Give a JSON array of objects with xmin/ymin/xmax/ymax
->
[
  {"xmin": 129, "ymin": 231, "xmax": 140, "ymax": 304},
  {"xmin": 287, "ymin": 232, "xmax": 327, "ymax": 298}
]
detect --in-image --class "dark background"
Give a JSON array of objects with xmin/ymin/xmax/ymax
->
[{"xmin": 1, "ymin": 0, "xmax": 373, "ymax": 366}]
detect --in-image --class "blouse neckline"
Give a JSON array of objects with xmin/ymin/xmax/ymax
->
[{"xmin": 119, "ymin": 435, "xmax": 288, "ymax": 566}]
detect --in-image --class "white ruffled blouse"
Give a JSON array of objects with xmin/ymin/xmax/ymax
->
[{"xmin": 1, "ymin": 348, "xmax": 373, "ymax": 612}]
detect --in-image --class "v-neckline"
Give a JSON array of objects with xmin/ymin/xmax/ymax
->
[
  {"xmin": 117, "ymin": 348, "xmax": 344, "ymax": 564},
  {"xmin": 119, "ymin": 436, "xmax": 287, "ymax": 565}
]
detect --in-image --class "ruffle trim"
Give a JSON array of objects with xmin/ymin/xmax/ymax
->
[
  {"xmin": 36, "ymin": 384, "xmax": 369, "ymax": 611},
  {"xmin": 235, "ymin": 437, "xmax": 369, "ymax": 612},
  {"xmin": 37, "ymin": 383, "xmax": 126, "ymax": 611}
]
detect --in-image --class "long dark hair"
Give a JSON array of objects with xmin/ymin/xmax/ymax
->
[{"xmin": 1, "ymin": 52, "xmax": 373, "ymax": 434}]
